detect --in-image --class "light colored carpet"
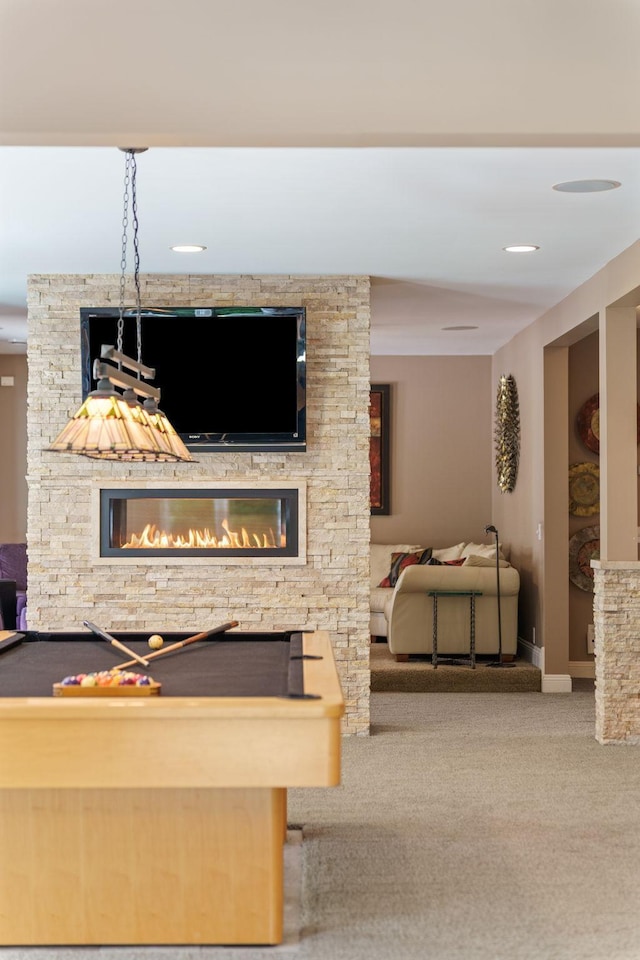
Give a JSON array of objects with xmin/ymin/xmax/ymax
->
[
  {"xmin": 5, "ymin": 687, "xmax": 640, "ymax": 960},
  {"xmin": 370, "ymin": 641, "xmax": 541, "ymax": 691}
]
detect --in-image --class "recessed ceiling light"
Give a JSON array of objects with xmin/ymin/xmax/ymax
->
[
  {"xmin": 552, "ymin": 179, "xmax": 621, "ymax": 193},
  {"xmin": 442, "ymin": 325, "xmax": 479, "ymax": 331},
  {"xmin": 170, "ymin": 244, "xmax": 207, "ymax": 253},
  {"xmin": 503, "ymin": 244, "xmax": 540, "ymax": 253}
]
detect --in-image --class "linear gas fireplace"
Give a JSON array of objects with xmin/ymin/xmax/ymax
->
[{"xmin": 93, "ymin": 482, "xmax": 306, "ymax": 564}]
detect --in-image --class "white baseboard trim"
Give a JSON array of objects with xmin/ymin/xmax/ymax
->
[
  {"xmin": 518, "ymin": 637, "xmax": 543, "ymax": 669},
  {"xmin": 519, "ymin": 638, "xmax": 574, "ymax": 692},
  {"xmin": 541, "ymin": 674, "xmax": 573, "ymax": 693},
  {"xmin": 569, "ymin": 660, "xmax": 595, "ymax": 679}
]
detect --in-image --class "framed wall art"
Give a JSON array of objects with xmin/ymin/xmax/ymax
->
[{"xmin": 370, "ymin": 384, "xmax": 391, "ymax": 515}]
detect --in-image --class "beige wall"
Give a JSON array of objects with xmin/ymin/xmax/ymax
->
[
  {"xmin": 0, "ymin": 354, "xmax": 27, "ymax": 542},
  {"xmin": 485, "ymin": 330, "xmax": 546, "ymax": 650},
  {"xmin": 369, "ymin": 356, "xmax": 493, "ymax": 549},
  {"xmin": 493, "ymin": 239, "xmax": 640, "ymax": 678}
]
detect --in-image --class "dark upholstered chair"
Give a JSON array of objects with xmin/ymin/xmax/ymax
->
[{"xmin": 0, "ymin": 543, "xmax": 27, "ymax": 631}]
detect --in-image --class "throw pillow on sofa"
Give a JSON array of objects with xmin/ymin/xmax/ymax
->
[
  {"xmin": 379, "ymin": 548, "xmax": 433, "ymax": 587},
  {"xmin": 431, "ymin": 542, "xmax": 466, "ymax": 561},
  {"xmin": 370, "ymin": 543, "xmax": 423, "ymax": 588},
  {"xmin": 461, "ymin": 541, "xmax": 506, "ymax": 560},
  {"xmin": 463, "ymin": 554, "xmax": 511, "ymax": 568}
]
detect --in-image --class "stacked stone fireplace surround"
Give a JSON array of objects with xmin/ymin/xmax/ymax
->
[{"xmin": 27, "ymin": 274, "xmax": 372, "ymax": 734}]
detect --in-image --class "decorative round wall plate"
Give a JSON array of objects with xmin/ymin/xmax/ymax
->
[
  {"xmin": 576, "ymin": 392, "xmax": 640, "ymax": 454},
  {"xmin": 569, "ymin": 525, "xmax": 600, "ymax": 592},
  {"xmin": 576, "ymin": 394, "xmax": 600, "ymax": 454},
  {"xmin": 568, "ymin": 461, "xmax": 600, "ymax": 517}
]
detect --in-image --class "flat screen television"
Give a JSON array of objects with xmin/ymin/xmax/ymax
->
[{"xmin": 80, "ymin": 306, "xmax": 306, "ymax": 453}]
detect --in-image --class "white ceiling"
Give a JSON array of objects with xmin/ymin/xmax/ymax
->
[
  {"xmin": 2, "ymin": 145, "xmax": 640, "ymax": 355},
  {"xmin": 3, "ymin": 1, "xmax": 640, "ymax": 357}
]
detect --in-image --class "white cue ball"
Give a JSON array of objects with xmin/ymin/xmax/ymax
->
[{"xmin": 148, "ymin": 634, "xmax": 164, "ymax": 650}]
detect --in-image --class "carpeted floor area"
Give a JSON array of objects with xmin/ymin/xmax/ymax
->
[
  {"xmin": 11, "ymin": 685, "xmax": 640, "ymax": 960},
  {"xmin": 370, "ymin": 640, "xmax": 541, "ymax": 691}
]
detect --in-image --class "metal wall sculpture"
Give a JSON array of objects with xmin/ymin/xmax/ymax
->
[{"xmin": 494, "ymin": 374, "xmax": 520, "ymax": 493}]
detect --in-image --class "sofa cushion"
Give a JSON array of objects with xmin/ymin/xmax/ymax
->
[
  {"xmin": 379, "ymin": 548, "xmax": 432, "ymax": 587},
  {"xmin": 370, "ymin": 543, "xmax": 423, "ymax": 588},
  {"xmin": 371, "ymin": 586, "xmax": 393, "ymax": 614}
]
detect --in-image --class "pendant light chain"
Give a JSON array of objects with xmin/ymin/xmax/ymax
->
[
  {"xmin": 117, "ymin": 151, "xmax": 132, "ymax": 362},
  {"xmin": 118, "ymin": 151, "xmax": 143, "ymax": 378},
  {"xmin": 130, "ymin": 153, "xmax": 143, "ymax": 370}
]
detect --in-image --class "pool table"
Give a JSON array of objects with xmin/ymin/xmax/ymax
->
[{"xmin": 0, "ymin": 626, "xmax": 344, "ymax": 946}]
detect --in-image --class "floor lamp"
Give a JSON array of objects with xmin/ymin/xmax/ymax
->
[{"xmin": 484, "ymin": 524, "xmax": 515, "ymax": 668}]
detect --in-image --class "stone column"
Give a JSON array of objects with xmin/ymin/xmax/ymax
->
[{"xmin": 592, "ymin": 560, "xmax": 640, "ymax": 744}]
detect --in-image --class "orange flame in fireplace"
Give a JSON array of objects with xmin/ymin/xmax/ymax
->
[{"xmin": 121, "ymin": 519, "xmax": 280, "ymax": 549}]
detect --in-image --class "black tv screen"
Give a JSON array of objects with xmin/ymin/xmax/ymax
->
[{"xmin": 80, "ymin": 306, "xmax": 306, "ymax": 452}]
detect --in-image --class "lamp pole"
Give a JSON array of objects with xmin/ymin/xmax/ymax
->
[{"xmin": 484, "ymin": 524, "xmax": 514, "ymax": 668}]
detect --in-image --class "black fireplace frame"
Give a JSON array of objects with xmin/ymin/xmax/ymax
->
[{"xmin": 100, "ymin": 488, "xmax": 300, "ymax": 559}]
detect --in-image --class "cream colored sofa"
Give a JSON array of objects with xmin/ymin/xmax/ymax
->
[{"xmin": 370, "ymin": 542, "xmax": 520, "ymax": 660}]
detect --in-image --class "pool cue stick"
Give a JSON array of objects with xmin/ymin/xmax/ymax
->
[
  {"xmin": 82, "ymin": 620, "xmax": 150, "ymax": 668},
  {"xmin": 113, "ymin": 620, "xmax": 239, "ymax": 670}
]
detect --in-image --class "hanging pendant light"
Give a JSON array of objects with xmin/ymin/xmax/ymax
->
[{"xmin": 48, "ymin": 148, "xmax": 194, "ymax": 462}]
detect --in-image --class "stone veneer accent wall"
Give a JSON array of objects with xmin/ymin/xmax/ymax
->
[
  {"xmin": 26, "ymin": 274, "xmax": 371, "ymax": 734},
  {"xmin": 593, "ymin": 561, "xmax": 640, "ymax": 744}
]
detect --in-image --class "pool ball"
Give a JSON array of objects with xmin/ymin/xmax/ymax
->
[{"xmin": 148, "ymin": 634, "xmax": 164, "ymax": 650}]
